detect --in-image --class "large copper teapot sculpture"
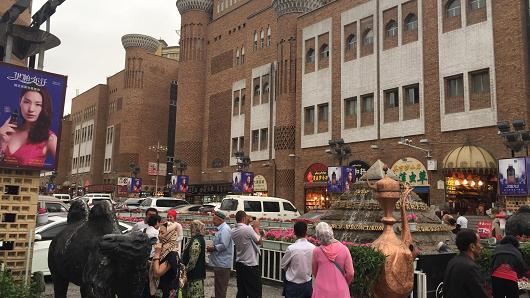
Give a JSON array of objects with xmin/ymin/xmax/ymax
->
[{"xmin": 369, "ymin": 166, "xmax": 415, "ymax": 298}]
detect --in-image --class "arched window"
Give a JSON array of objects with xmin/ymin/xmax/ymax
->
[
  {"xmin": 346, "ymin": 34, "xmax": 356, "ymax": 51},
  {"xmin": 241, "ymin": 46, "xmax": 245, "ymax": 63},
  {"xmin": 260, "ymin": 30, "xmax": 265, "ymax": 47},
  {"xmin": 363, "ymin": 29, "xmax": 374, "ymax": 45},
  {"xmin": 254, "ymin": 32, "xmax": 258, "ymax": 50},
  {"xmin": 236, "ymin": 48, "xmax": 240, "ymax": 65},
  {"xmin": 447, "ymin": 0, "xmax": 461, "ymax": 18},
  {"xmin": 267, "ymin": 26, "xmax": 271, "ymax": 47},
  {"xmin": 386, "ymin": 20, "xmax": 398, "ymax": 37},
  {"xmin": 404, "ymin": 14, "xmax": 418, "ymax": 31},
  {"xmin": 319, "ymin": 43, "xmax": 329, "ymax": 60},
  {"xmin": 306, "ymin": 48, "xmax": 315, "ymax": 63}
]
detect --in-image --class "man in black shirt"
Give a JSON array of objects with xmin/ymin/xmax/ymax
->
[{"xmin": 443, "ymin": 229, "xmax": 488, "ymax": 298}]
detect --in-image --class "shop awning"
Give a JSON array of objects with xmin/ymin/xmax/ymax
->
[{"xmin": 442, "ymin": 145, "xmax": 497, "ymax": 174}]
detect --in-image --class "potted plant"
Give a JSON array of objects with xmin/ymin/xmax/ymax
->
[{"xmin": 407, "ymin": 213, "xmax": 418, "ymax": 231}]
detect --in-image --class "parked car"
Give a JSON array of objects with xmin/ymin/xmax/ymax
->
[
  {"xmin": 81, "ymin": 196, "xmax": 117, "ymax": 208},
  {"xmin": 52, "ymin": 194, "xmax": 71, "ymax": 203},
  {"xmin": 83, "ymin": 193, "xmax": 113, "ymax": 200},
  {"xmin": 38, "ymin": 196, "xmax": 69, "ymax": 218},
  {"xmin": 170, "ymin": 204, "xmax": 202, "ymax": 214},
  {"xmin": 139, "ymin": 197, "xmax": 189, "ymax": 213},
  {"xmin": 32, "ymin": 216, "xmax": 132, "ymax": 275},
  {"xmin": 219, "ymin": 195, "xmax": 300, "ymax": 220},
  {"xmin": 198, "ymin": 203, "xmax": 220, "ymax": 213},
  {"xmin": 119, "ymin": 198, "xmax": 146, "ymax": 212}
]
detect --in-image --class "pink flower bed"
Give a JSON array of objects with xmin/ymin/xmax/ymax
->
[
  {"xmin": 263, "ymin": 228, "xmax": 370, "ymax": 247},
  {"xmin": 117, "ymin": 216, "xmax": 143, "ymax": 223}
]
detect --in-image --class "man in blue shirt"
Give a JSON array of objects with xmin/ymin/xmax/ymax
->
[{"xmin": 207, "ymin": 210, "xmax": 234, "ymax": 298}]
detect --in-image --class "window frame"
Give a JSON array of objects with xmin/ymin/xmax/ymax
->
[
  {"xmin": 446, "ymin": 75, "xmax": 464, "ymax": 97},
  {"xmin": 244, "ymin": 200, "xmax": 262, "ymax": 212},
  {"xmin": 304, "ymin": 106, "xmax": 315, "ymax": 124},
  {"xmin": 362, "ymin": 95, "xmax": 374, "ymax": 113},
  {"xmin": 470, "ymin": 70, "xmax": 490, "ymax": 94},
  {"xmin": 447, "ymin": 0, "xmax": 461, "ymax": 18},
  {"xmin": 344, "ymin": 97, "xmax": 357, "ymax": 117},
  {"xmin": 386, "ymin": 21, "xmax": 398, "ymax": 38},
  {"xmin": 263, "ymin": 201, "xmax": 280, "ymax": 213}
]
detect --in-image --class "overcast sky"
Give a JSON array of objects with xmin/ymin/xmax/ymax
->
[{"xmin": 31, "ymin": 0, "xmax": 181, "ymax": 115}]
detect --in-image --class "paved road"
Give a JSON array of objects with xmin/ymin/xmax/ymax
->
[{"xmin": 44, "ymin": 270, "xmax": 283, "ymax": 298}]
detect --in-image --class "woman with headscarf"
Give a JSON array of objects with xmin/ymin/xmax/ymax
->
[
  {"xmin": 151, "ymin": 222, "xmax": 181, "ymax": 298},
  {"xmin": 312, "ymin": 222, "xmax": 354, "ymax": 298},
  {"xmin": 182, "ymin": 220, "xmax": 206, "ymax": 298},
  {"xmin": 491, "ymin": 235, "xmax": 528, "ymax": 298}
]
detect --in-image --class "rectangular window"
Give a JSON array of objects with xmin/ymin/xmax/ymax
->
[
  {"xmin": 345, "ymin": 97, "xmax": 357, "ymax": 116},
  {"xmin": 251, "ymin": 130, "xmax": 259, "ymax": 152},
  {"xmin": 470, "ymin": 0, "xmax": 486, "ymax": 10},
  {"xmin": 232, "ymin": 137, "xmax": 238, "ymax": 155},
  {"xmin": 244, "ymin": 201, "xmax": 262, "ymax": 212},
  {"xmin": 233, "ymin": 96, "xmax": 240, "ymax": 116},
  {"xmin": 260, "ymin": 128, "xmax": 268, "ymax": 151},
  {"xmin": 404, "ymin": 84, "xmax": 420, "ymax": 104},
  {"xmin": 447, "ymin": 75, "xmax": 464, "ymax": 97},
  {"xmin": 385, "ymin": 89, "xmax": 399, "ymax": 108},
  {"xmin": 80, "ymin": 156, "xmax": 85, "ymax": 168},
  {"xmin": 362, "ymin": 94, "xmax": 374, "ymax": 112},
  {"xmin": 318, "ymin": 103, "xmax": 329, "ymax": 122},
  {"xmin": 239, "ymin": 136, "xmax": 245, "ymax": 152},
  {"xmin": 240, "ymin": 93, "xmax": 246, "ymax": 114},
  {"xmin": 304, "ymin": 106, "xmax": 315, "ymax": 123},
  {"xmin": 263, "ymin": 201, "xmax": 280, "ymax": 212},
  {"xmin": 470, "ymin": 70, "xmax": 490, "ymax": 93}
]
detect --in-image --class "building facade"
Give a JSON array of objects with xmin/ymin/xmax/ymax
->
[
  {"xmin": 56, "ymin": 34, "xmax": 179, "ymax": 192},
  {"xmin": 174, "ymin": 0, "xmax": 530, "ymax": 213}
]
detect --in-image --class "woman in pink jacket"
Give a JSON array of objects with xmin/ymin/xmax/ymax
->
[{"xmin": 312, "ymin": 222, "xmax": 354, "ymax": 298}]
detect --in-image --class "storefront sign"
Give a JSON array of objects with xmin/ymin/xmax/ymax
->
[
  {"xmin": 117, "ymin": 177, "xmax": 130, "ymax": 186},
  {"xmin": 304, "ymin": 163, "xmax": 328, "ymax": 187},
  {"xmin": 189, "ymin": 183, "xmax": 232, "ymax": 195},
  {"xmin": 498, "ymin": 158, "xmax": 527, "ymax": 196},
  {"xmin": 327, "ymin": 166, "xmax": 344, "ymax": 193},
  {"xmin": 148, "ymin": 162, "xmax": 167, "ymax": 176},
  {"xmin": 391, "ymin": 158, "xmax": 429, "ymax": 187},
  {"xmin": 117, "ymin": 185, "xmax": 128, "ymax": 196},
  {"xmin": 232, "ymin": 171, "xmax": 254, "ymax": 193},
  {"xmin": 348, "ymin": 160, "xmax": 370, "ymax": 180},
  {"xmin": 254, "ymin": 175, "xmax": 267, "ymax": 192}
]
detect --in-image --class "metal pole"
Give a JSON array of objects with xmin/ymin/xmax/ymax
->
[
  {"xmin": 3, "ymin": 35, "xmax": 13, "ymax": 62},
  {"xmin": 37, "ymin": 18, "xmax": 50, "ymax": 70},
  {"xmin": 155, "ymin": 141, "xmax": 159, "ymax": 193}
]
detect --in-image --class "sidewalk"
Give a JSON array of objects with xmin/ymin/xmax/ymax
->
[{"xmin": 43, "ymin": 270, "xmax": 284, "ymax": 298}]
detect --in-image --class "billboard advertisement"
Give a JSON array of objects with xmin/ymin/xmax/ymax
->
[
  {"xmin": 130, "ymin": 177, "xmax": 142, "ymax": 193},
  {"xmin": 232, "ymin": 171, "xmax": 254, "ymax": 193},
  {"xmin": 171, "ymin": 175, "xmax": 189, "ymax": 193},
  {"xmin": 498, "ymin": 158, "xmax": 527, "ymax": 196},
  {"xmin": 148, "ymin": 162, "xmax": 167, "ymax": 176},
  {"xmin": 241, "ymin": 171, "xmax": 254, "ymax": 193},
  {"xmin": 349, "ymin": 160, "xmax": 370, "ymax": 181},
  {"xmin": 0, "ymin": 63, "xmax": 67, "ymax": 170},
  {"xmin": 343, "ymin": 167, "xmax": 356, "ymax": 192},
  {"xmin": 327, "ymin": 166, "xmax": 344, "ymax": 193}
]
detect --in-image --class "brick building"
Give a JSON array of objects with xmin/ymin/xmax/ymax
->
[
  {"xmin": 56, "ymin": 34, "xmax": 179, "ymax": 192},
  {"xmin": 173, "ymin": 0, "xmax": 530, "ymax": 213}
]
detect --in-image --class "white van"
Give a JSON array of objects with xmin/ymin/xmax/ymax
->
[
  {"xmin": 52, "ymin": 194, "xmax": 71, "ymax": 203},
  {"xmin": 219, "ymin": 195, "xmax": 300, "ymax": 220}
]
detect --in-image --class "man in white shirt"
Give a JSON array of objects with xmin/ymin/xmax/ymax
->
[
  {"xmin": 132, "ymin": 207, "xmax": 158, "ymax": 232},
  {"xmin": 281, "ymin": 221, "xmax": 315, "ymax": 298},
  {"xmin": 232, "ymin": 211, "xmax": 263, "ymax": 298},
  {"xmin": 457, "ymin": 213, "xmax": 468, "ymax": 229}
]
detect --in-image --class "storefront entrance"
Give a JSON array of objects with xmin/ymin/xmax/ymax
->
[
  {"xmin": 442, "ymin": 145, "xmax": 498, "ymax": 215},
  {"xmin": 304, "ymin": 163, "xmax": 330, "ymax": 212}
]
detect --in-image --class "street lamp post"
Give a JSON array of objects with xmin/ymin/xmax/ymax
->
[
  {"xmin": 148, "ymin": 141, "xmax": 168, "ymax": 193},
  {"xmin": 327, "ymin": 139, "xmax": 351, "ymax": 166},
  {"xmin": 397, "ymin": 137, "xmax": 432, "ymax": 158},
  {"xmin": 497, "ymin": 120, "xmax": 530, "ymax": 157}
]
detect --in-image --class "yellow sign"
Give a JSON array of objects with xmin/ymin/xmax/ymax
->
[
  {"xmin": 391, "ymin": 158, "xmax": 429, "ymax": 187},
  {"xmin": 254, "ymin": 175, "xmax": 267, "ymax": 192}
]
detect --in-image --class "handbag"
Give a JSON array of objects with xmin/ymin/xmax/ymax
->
[{"xmin": 319, "ymin": 247, "xmax": 346, "ymax": 277}]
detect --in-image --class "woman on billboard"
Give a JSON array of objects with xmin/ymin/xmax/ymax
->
[{"xmin": 0, "ymin": 85, "xmax": 57, "ymax": 168}]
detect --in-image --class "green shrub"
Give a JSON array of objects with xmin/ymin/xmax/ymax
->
[
  {"xmin": 348, "ymin": 245, "xmax": 386, "ymax": 298},
  {"xmin": 520, "ymin": 242, "xmax": 530, "ymax": 268},
  {"xmin": 476, "ymin": 248, "xmax": 493, "ymax": 282},
  {"xmin": 0, "ymin": 268, "xmax": 38, "ymax": 298}
]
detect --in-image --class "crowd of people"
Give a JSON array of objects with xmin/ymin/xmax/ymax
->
[
  {"xmin": 130, "ymin": 207, "xmax": 528, "ymax": 298},
  {"xmin": 130, "ymin": 208, "xmax": 355, "ymax": 298}
]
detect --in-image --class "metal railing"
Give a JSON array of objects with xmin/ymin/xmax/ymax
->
[{"xmin": 181, "ymin": 236, "xmax": 428, "ymax": 297}]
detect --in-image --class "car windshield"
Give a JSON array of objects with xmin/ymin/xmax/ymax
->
[
  {"xmin": 156, "ymin": 200, "xmax": 185, "ymax": 208},
  {"xmin": 220, "ymin": 199, "xmax": 238, "ymax": 211}
]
